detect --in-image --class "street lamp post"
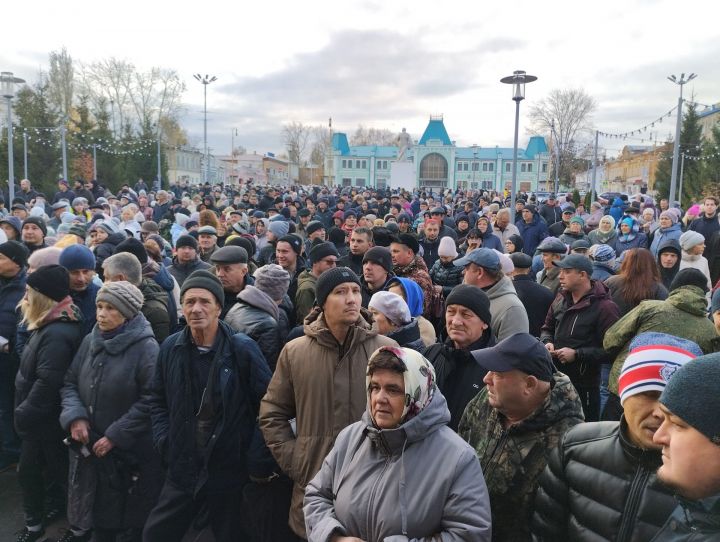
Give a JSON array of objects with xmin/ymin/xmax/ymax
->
[
  {"xmin": 194, "ymin": 74, "xmax": 217, "ymax": 185},
  {"xmin": 668, "ymin": 73, "xmax": 696, "ymax": 204},
  {"xmin": 1, "ymin": 71, "xmax": 26, "ymax": 203},
  {"xmin": 500, "ymin": 70, "xmax": 537, "ymax": 222}
]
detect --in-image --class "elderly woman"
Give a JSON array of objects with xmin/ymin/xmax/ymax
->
[
  {"xmin": 588, "ymin": 215, "xmax": 617, "ymax": 246},
  {"xmin": 368, "ymin": 292, "xmax": 424, "ymax": 351},
  {"xmin": 304, "ymin": 347, "xmax": 491, "ymax": 542},
  {"xmin": 14, "ymin": 265, "xmax": 85, "ymax": 542},
  {"xmin": 60, "ymin": 281, "xmax": 161, "ymax": 542}
]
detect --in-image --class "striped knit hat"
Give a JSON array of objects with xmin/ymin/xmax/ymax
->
[{"xmin": 618, "ymin": 332, "xmax": 703, "ymax": 405}]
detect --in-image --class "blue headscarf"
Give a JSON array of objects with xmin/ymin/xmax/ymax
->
[{"xmin": 385, "ymin": 277, "xmax": 424, "ymax": 317}]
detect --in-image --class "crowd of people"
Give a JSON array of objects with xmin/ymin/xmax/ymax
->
[{"xmin": 0, "ymin": 176, "xmax": 719, "ymax": 541}]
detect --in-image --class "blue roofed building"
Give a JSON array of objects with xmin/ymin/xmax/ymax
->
[{"xmin": 328, "ymin": 115, "xmax": 550, "ymax": 192}]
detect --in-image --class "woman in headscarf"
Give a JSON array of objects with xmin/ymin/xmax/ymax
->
[
  {"xmin": 304, "ymin": 347, "xmax": 492, "ymax": 542},
  {"xmin": 475, "ymin": 215, "xmax": 503, "ymax": 252},
  {"xmin": 59, "ymin": 281, "xmax": 161, "ymax": 542},
  {"xmin": 14, "ymin": 265, "xmax": 85, "ymax": 542},
  {"xmin": 588, "ymin": 215, "xmax": 617, "ymax": 246},
  {"xmin": 504, "ymin": 233, "xmax": 523, "ymax": 254},
  {"xmin": 385, "ymin": 277, "xmax": 436, "ymax": 347}
]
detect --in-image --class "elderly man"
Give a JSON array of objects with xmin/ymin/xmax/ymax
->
[
  {"xmin": 196, "ymin": 225, "xmax": 218, "ymax": 263},
  {"xmin": 260, "ymin": 267, "xmax": 396, "ymax": 538},
  {"xmin": 151, "ymin": 190, "xmax": 170, "ymax": 222},
  {"xmin": 533, "ymin": 332, "xmax": 698, "ymax": 541},
  {"xmin": 295, "ymin": 242, "xmax": 339, "ymax": 324},
  {"xmin": 536, "ymin": 237, "xmax": 566, "ymax": 294},
  {"xmin": 651, "ymin": 353, "xmax": 720, "ymax": 540},
  {"xmin": 103, "ymin": 252, "xmax": 170, "ymax": 343},
  {"xmin": 167, "ymin": 235, "xmax": 211, "ymax": 286},
  {"xmin": 459, "ymin": 333, "xmax": 584, "ymax": 542},
  {"xmin": 423, "ymin": 284, "xmax": 495, "ymax": 431},
  {"xmin": 144, "ymin": 270, "xmax": 276, "ymax": 541},
  {"xmin": 541, "ymin": 254, "xmax": 619, "ymax": 422},
  {"xmin": 454, "ymin": 248, "xmax": 529, "ymax": 341},
  {"xmin": 58, "ymin": 245, "xmax": 101, "ymax": 335},
  {"xmin": 492, "ymin": 208, "xmax": 520, "ymax": 248},
  {"xmin": 209, "ymin": 245, "xmax": 251, "ymax": 319}
]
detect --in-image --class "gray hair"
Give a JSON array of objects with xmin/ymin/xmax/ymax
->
[{"xmin": 103, "ymin": 252, "xmax": 142, "ymax": 286}]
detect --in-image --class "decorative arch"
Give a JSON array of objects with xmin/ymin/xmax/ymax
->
[{"xmin": 419, "ymin": 153, "xmax": 448, "ymax": 185}]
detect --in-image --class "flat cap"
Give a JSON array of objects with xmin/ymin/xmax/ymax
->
[{"xmin": 210, "ymin": 245, "xmax": 248, "ymax": 264}]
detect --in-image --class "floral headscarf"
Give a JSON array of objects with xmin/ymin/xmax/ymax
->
[{"xmin": 366, "ymin": 346, "xmax": 436, "ymax": 424}]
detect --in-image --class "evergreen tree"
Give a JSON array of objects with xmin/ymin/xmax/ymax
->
[
  {"xmin": 701, "ymin": 123, "xmax": 720, "ymax": 193},
  {"xmin": 654, "ymin": 102, "xmax": 703, "ymax": 208}
]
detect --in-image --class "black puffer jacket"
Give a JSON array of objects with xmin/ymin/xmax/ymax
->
[
  {"xmin": 429, "ymin": 258, "xmax": 464, "ymax": 298},
  {"xmin": 533, "ymin": 419, "xmax": 677, "ymax": 542},
  {"xmin": 386, "ymin": 318, "xmax": 424, "ymax": 352},
  {"xmin": 225, "ymin": 285, "xmax": 289, "ymax": 371},
  {"xmin": 139, "ymin": 278, "xmax": 170, "ymax": 344},
  {"xmin": 14, "ymin": 299, "xmax": 84, "ymax": 440},
  {"xmin": 166, "ymin": 256, "xmax": 211, "ymax": 287}
]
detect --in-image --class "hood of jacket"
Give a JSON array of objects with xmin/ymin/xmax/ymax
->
[
  {"xmin": 666, "ymin": 285, "xmax": 709, "ymax": 316},
  {"xmin": 297, "ymin": 269, "xmax": 317, "ymax": 290},
  {"xmin": 140, "ymin": 278, "xmax": 169, "ymax": 307},
  {"xmin": 485, "ymin": 274, "xmax": 518, "ymax": 301},
  {"xmin": 360, "ymin": 385, "xmax": 451, "ymax": 454},
  {"xmin": 303, "ymin": 305, "xmax": 379, "ymax": 351},
  {"xmin": 238, "ymin": 284, "xmax": 279, "ymax": 320},
  {"xmin": 90, "ymin": 312, "xmax": 154, "ymax": 356}
]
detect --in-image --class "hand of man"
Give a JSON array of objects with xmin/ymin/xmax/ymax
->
[
  {"xmin": 92, "ymin": 437, "xmax": 115, "ymax": 458},
  {"xmin": 554, "ymin": 347, "xmax": 577, "ymax": 364},
  {"xmin": 545, "ymin": 343, "xmax": 555, "ymax": 354},
  {"xmin": 70, "ymin": 419, "xmax": 90, "ymax": 444}
]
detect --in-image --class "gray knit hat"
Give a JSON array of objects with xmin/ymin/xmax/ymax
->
[
  {"xmin": 679, "ymin": 230, "xmax": 705, "ymax": 251},
  {"xmin": 254, "ymin": 264, "xmax": 290, "ymax": 302},
  {"xmin": 660, "ymin": 352, "xmax": 720, "ymax": 445},
  {"xmin": 97, "ymin": 281, "xmax": 144, "ymax": 320},
  {"xmin": 268, "ymin": 220, "xmax": 290, "ymax": 238}
]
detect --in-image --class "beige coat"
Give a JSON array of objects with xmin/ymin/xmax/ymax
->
[{"xmin": 259, "ymin": 307, "xmax": 397, "ymax": 537}]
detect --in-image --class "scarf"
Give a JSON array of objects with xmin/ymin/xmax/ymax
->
[{"xmin": 37, "ymin": 296, "xmax": 82, "ymax": 329}]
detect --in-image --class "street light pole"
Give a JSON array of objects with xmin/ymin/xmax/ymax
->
[
  {"xmin": 193, "ymin": 74, "xmax": 217, "ymax": 185},
  {"xmin": 1, "ymin": 71, "xmax": 25, "ymax": 203},
  {"xmin": 668, "ymin": 73, "xmax": 696, "ymax": 203},
  {"xmin": 678, "ymin": 152, "xmax": 686, "ymax": 205},
  {"xmin": 23, "ymin": 131, "xmax": 28, "ymax": 179},
  {"xmin": 60, "ymin": 124, "xmax": 68, "ymax": 181},
  {"xmin": 551, "ymin": 120, "xmax": 560, "ymax": 194},
  {"xmin": 500, "ymin": 70, "xmax": 537, "ymax": 223},
  {"xmin": 92, "ymin": 144, "xmax": 97, "ymax": 181},
  {"xmin": 591, "ymin": 130, "xmax": 599, "ymax": 202}
]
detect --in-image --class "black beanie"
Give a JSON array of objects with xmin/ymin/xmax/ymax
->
[
  {"xmin": 278, "ymin": 234, "xmax": 302, "ymax": 255},
  {"xmin": 362, "ymin": 246, "xmax": 393, "ymax": 273},
  {"xmin": 315, "ymin": 267, "xmax": 361, "ymax": 308},
  {"xmin": 0, "ymin": 240, "xmax": 30, "ymax": 268},
  {"xmin": 23, "ymin": 216, "xmax": 47, "ymax": 237},
  {"xmin": 445, "ymin": 284, "xmax": 492, "ymax": 325},
  {"xmin": 670, "ymin": 268, "xmax": 709, "ymax": 293},
  {"xmin": 309, "ymin": 242, "xmax": 340, "ymax": 264},
  {"xmin": 27, "ymin": 264, "xmax": 70, "ymax": 301},
  {"xmin": 115, "ymin": 237, "xmax": 148, "ymax": 264},
  {"xmin": 175, "ymin": 234, "xmax": 198, "ymax": 251},
  {"xmin": 180, "ymin": 269, "xmax": 225, "ymax": 307},
  {"xmin": 328, "ymin": 227, "xmax": 346, "ymax": 245},
  {"xmin": 394, "ymin": 233, "xmax": 419, "ymax": 255},
  {"xmin": 225, "ymin": 235, "xmax": 256, "ymax": 259}
]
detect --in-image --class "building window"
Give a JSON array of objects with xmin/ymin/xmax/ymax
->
[
  {"xmin": 482, "ymin": 162, "xmax": 488, "ymax": 172},
  {"xmin": 342, "ymin": 178, "xmax": 352, "ymax": 187},
  {"xmin": 361, "ymin": 160, "xmax": 367, "ymax": 169},
  {"xmin": 488, "ymin": 162, "xmax": 494, "ymax": 172},
  {"xmin": 356, "ymin": 178, "xmax": 366, "ymax": 187},
  {"xmin": 521, "ymin": 163, "xmax": 527, "ymax": 173},
  {"xmin": 377, "ymin": 178, "xmax": 387, "ymax": 188},
  {"xmin": 354, "ymin": 160, "xmax": 360, "ymax": 168},
  {"xmin": 420, "ymin": 153, "xmax": 448, "ymax": 181},
  {"xmin": 527, "ymin": 163, "xmax": 533, "ymax": 173},
  {"xmin": 472, "ymin": 162, "xmax": 479, "ymax": 171},
  {"xmin": 505, "ymin": 162, "xmax": 511, "ymax": 173},
  {"xmin": 341, "ymin": 159, "xmax": 346, "ymax": 168},
  {"xmin": 542, "ymin": 162, "xmax": 548, "ymax": 173},
  {"xmin": 376, "ymin": 160, "xmax": 381, "ymax": 169}
]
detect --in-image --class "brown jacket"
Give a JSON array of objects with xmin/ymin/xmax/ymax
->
[{"xmin": 259, "ymin": 307, "xmax": 397, "ymax": 537}]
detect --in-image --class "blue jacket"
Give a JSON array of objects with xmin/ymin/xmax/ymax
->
[
  {"xmin": 71, "ymin": 281, "xmax": 101, "ymax": 335},
  {"xmin": 150, "ymin": 321, "xmax": 276, "ymax": 494},
  {"xmin": 609, "ymin": 197, "xmax": 625, "ymax": 223},
  {"xmin": 519, "ymin": 212, "xmax": 549, "ymax": 256},
  {"xmin": 649, "ymin": 223, "xmax": 682, "ymax": 257}
]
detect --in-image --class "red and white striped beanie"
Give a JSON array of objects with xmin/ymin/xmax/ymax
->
[{"xmin": 618, "ymin": 332, "xmax": 703, "ymax": 405}]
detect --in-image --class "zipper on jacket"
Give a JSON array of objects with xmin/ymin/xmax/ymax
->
[
  {"xmin": 616, "ymin": 464, "xmax": 651, "ymax": 542},
  {"xmin": 570, "ymin": 314, "xmax": 579, "ymax": 336},
  {"xmin": 365, "ymin": 456, "xmax": 392, "ymax": 541}
]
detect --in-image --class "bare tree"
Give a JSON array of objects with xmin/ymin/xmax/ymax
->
[
  {"xmin": 309, "ymin": 125, "xmax": 332, "ymax": 167},
  {"xmin": 350, "ymin": 124, "xmax": 396, "ymax": 146},
  {"xmin": 47, "ymin": 48, "xmax": 74, "ymax": 118},
  {"xmin": 79, "ymin": 58, "xmax": 134, "ymax": 133},
  {"xmin": 283, "ymin": 121, "xmax": 310, "ymax": 165},
  {"xmin": 527, "ymin": 88, "xmax": 597, "ymax": 186}
]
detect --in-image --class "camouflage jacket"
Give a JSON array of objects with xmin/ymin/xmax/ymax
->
[
  {"xmin": 458, "ymin": 372, "xmax": 584, "ymax": 542},
  {"xmin": 604, "ymin": 285, "xmax": 720, "ymax": 395}
]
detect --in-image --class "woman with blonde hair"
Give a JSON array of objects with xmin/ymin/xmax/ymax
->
[{"xmin": 14, "ymin": 265, "xmax": 84, "ymax": 542}]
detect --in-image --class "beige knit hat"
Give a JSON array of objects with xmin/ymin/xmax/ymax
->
[{"xmin": 97, "ymin": 281, "xmax": 144, "ymax": 320}]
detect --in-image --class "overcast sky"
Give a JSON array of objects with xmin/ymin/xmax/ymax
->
[{"xmin": 3, "ymin": 0, "xmax": 718, "ymax": 159}]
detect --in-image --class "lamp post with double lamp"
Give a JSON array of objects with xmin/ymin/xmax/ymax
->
[
  {"xmin": 667, "ymin": 72, "xmax": 696, "ymax": 204},
  {"xmin": 194, "ymin": 73, "xmax": 217, "ymax": 184},
  {"xmin": 1, "ymin": 71, "xmax": 25, "ymax": 203},
  {"xmin": 500, "ymin": 70, "xmax": 537, "ymax": 222}
]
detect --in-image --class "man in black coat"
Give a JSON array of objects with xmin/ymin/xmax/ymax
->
[
  {"xmin": 508, "ymin": 253, "xmax": 554, "ymax": 338},
  {"xmin": 145, "ymin": 271, "xmax": 277, "ymax": 541},
  {"xmin": 539, "ymin": 193, "xmax": 563, "ymax": 225},
  {"xmin": 533, "ymin": 333, "xmax": 702, "ymax": 542}
]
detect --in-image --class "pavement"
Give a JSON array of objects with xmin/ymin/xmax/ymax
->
[{"xmin": 0, "ymin": 467, "xmax": 213, "ymax": 542}]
